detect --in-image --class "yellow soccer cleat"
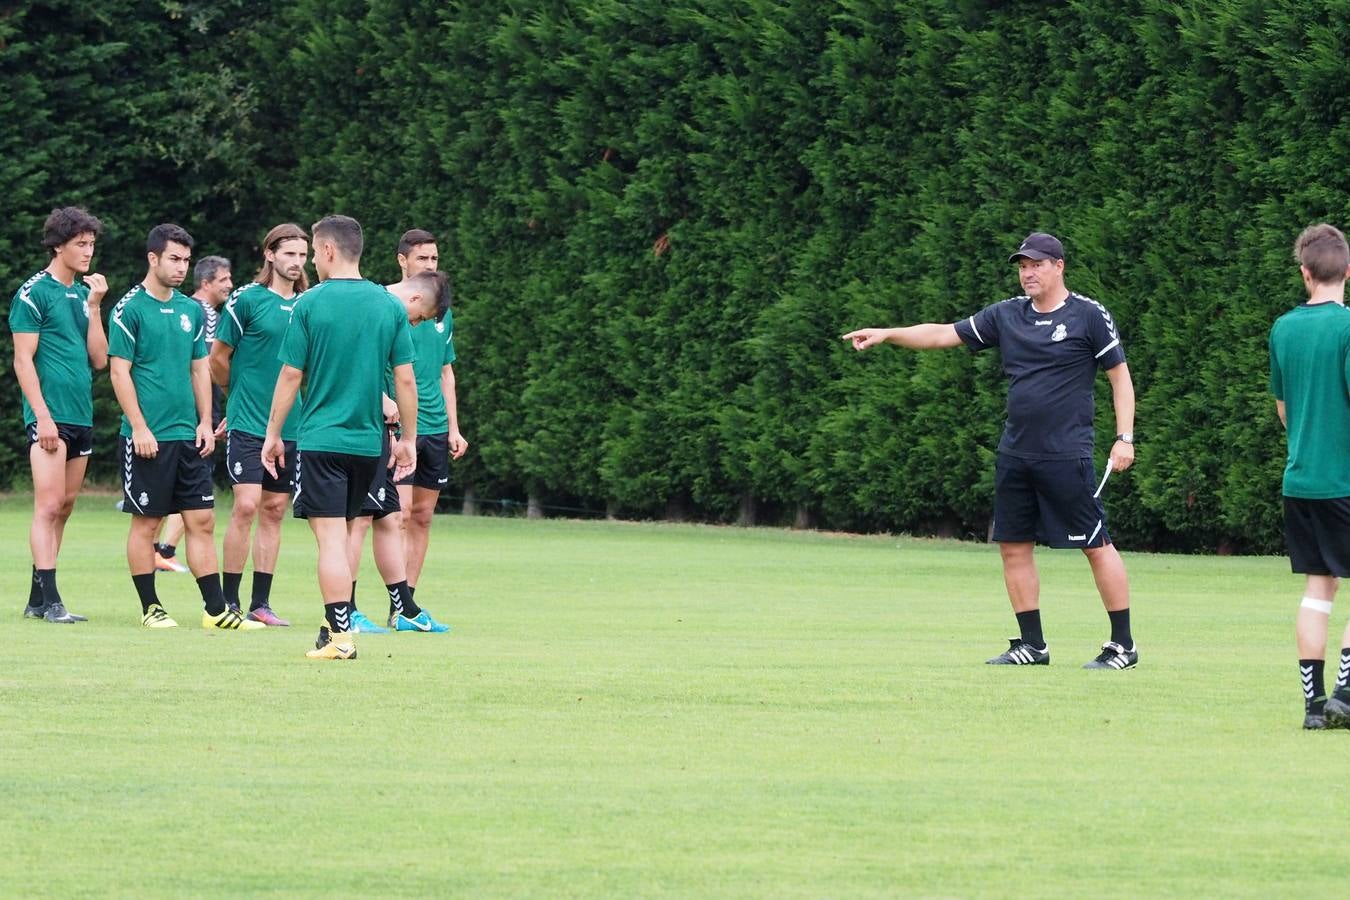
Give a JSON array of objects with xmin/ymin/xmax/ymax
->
[
  {"xmin": 305, "ymin": 626, "xmax": 357, "ymax": 660},
  {"xmin": 142, "ymin": 605, "xmax": 178, "ymax": 628},
  {"xmin": 202, "ymin": 607, "xmax": 266, "ymax": 630}
]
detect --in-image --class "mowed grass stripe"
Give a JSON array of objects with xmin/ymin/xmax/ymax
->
[{"xmin": 0, "ymin": 494, "xmax": 1336, "ymax": 897}]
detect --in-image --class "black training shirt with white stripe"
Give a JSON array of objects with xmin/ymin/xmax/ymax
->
[{"xmin": 953, "ymin": 293, "xmax": 1125, "ymax": 461}]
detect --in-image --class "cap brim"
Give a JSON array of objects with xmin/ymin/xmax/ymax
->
[{"xmin": 1008, "ymin": 250, "xmax": 1056, "ymax": 262}]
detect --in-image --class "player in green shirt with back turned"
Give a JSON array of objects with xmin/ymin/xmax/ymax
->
[{"xmin": 1269, "ymin": 223, "xmax": 1350, "ymax": 729}]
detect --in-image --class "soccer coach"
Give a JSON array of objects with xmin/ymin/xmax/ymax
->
[{"xmin": 843, "ymin": 232, "xmax": 1138, "ymax": 669}]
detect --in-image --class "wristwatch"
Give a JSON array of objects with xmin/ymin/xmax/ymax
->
[{"xmin": 1116, "ymin": 432, "xmax": 1134, "ymax": 444}]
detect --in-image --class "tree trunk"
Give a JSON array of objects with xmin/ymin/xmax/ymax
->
[
  {"xmin": 527, "ymin": 493, "xmax": 544, "ymax": 519},
  {"xmin": 736, "ymin": 493, "xmax": 756, "ymax": 527},
  {"xmin": 793, "ymin": 505, "xmax": 814, "ymax": 530},
  {"xmin": 462, "ymin": 487, "xmax": 478, "ymax": 516}
]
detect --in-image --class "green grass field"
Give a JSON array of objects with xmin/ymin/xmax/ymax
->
[{"xmin": 1, "ymin": 492, "xmax": 1342, "ymax": 897}]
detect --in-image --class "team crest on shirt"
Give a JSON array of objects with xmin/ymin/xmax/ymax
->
[
  {"xmin": 179, "ymin": 313, "xmax": 192, "ymax": 332},
  {"xmin": 81, "ymin": 299, "xmax": 90, "ymax": 319},
  {"xmin": 435, "ymin": 322, "xmax": 445, "ymax": 333},
  {"xmin": 1051, "ymin": 323, "xmax": 1067, "ymax": 342}
]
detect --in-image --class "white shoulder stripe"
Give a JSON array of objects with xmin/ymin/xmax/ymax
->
[
  {"xmin": 967, "ymin": 315, "xmax": 985, "ymax": 344},
  {"xmin": 1094, "ymin": 338, "xmax": 1120, "ymax": 359}
]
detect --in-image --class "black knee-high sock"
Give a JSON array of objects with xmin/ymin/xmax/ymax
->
[
  {"xmin": 325, "ymin": 602, "xmax": 352, "ymax": 634},
  {"xmin": 197, "ymin": 573, "xmax": 226, "ymax": 616},
  {"xmin": 250, "ymin": 572, "xmax": 274, "ymax": 610},
  {"xmin": 29, "ymin": 566, "xmax": 43, "ymax": 607},
  {"xmin": 1015, "ymin": 609, "xmax": 1044, "ymax": 649},
  {"xmin": 133, "ymin": 573, "xmax": 160, "ymax": 613},
  {"xmin": 1108, "ymin": 608, "xmax": 1132, "ymax": 648},
  {"xmin": 386, "ymin": 581, "xmax": 420, "ymax": 619},
  {"xmin": 1334, "ymin": 649, "xmax": 1350, "ymax": 699},
  {"xmin": 35, "ymin": 568, "xmax": 60, "ymax": 606},
  {"xmin": 222, "ymin": 572, "xmax": 243, "ymax": 608},
  {"xmin": 1302, "ymin": 659, "xmax": 1327, "ymax": 712},
  {"xmin": 349, "ymin": 581, "xmax": 358, "ymax": 611}
]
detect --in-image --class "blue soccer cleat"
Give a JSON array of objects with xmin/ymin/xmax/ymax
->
[
  {"xmin": 391, "ymin": 610, "xmax": 450, "ymax": 633},
  {"xmin": 349, "ymin": 609, "xmax": 390, "ymax": 634}
]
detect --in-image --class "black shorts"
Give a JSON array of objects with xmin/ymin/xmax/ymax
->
[
  {"xmin": 27, "ymin": 421, "xmax": 94, "ymax": 457},
  {"xmin": 120, "ymin": 437, "xmax": 215, "ymax": 518},
  {"xmin": 293, "ymin": 450, "xmax": 379, "ymax": 520},
  {"xmin": 360, "ymin": 435, "xmax": 402, "ymax": 519},
  {"xmin": 1284, "ymin": 496, "xmax": 1350, "ymax": 577},
  {"xmin": 226, "ymin": 430, "xmax": 296, "ymax": 493},
  {"xmin": 992, "ymin": 454, "xmax": 1110, "ymax": 549},
  {"xmin": 394, "ymin": 432, "xmax": 451, "ymax": 491}
]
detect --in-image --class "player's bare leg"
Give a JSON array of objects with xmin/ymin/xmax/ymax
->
[
  {"xmin": 1082, "ymin": 542, "xmax": 1137, "ymax": 669},
  {"xmin": 985, "ymin": 541, "xmax": 1048, "ymax": 664},
  {"xmin": 343, "ymin": 514, "xmax": 387, "ymax": 632},
  {"xmin": 304, "ymin": 517, "xmax": 358, "ymax": 658},
  {"xmin": 402, "ymin": 486, "xmax": 440, "ymax": 589},
  {"xmin": 26, "ymin": 439, "xmax": 88, "ymax": 621}
]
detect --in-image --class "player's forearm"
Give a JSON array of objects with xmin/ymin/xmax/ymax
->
[
  {"xmin": 13, "ymin": 355, "xmax": 52, "ymax": 421},
  {"xmin": 442, "ymin": 366, "xmax": 459, "ymax": 433},
  {"xmin": 86, "ymin": 315, "xmax": 109, "ymax": 371},
  {"xmin": 888, "ymin": 324, "xmax": 960, "ymax": 350},
  {"xmin": 266, "ymin": 366, "xmax": 303, "ymax": 439},
  {"xmin": 1107, "ymin": 363, "xmax": 1135, "ymax": 434},
  {"xmin": 191, "ymin": 359, "xmax": 212, "ymax": 426},
  {"xmin": 394, "ymin": 368, "xmax": 418, "ymax": 443},
  {"xmin": 109, "ymin": 365, "xmax": 150, "ymax": 432},
  {"xmin": 208, "ymin": 344, "xmax": 232, "ymax": 387}
]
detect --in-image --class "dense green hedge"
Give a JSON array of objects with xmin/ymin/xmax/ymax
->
[{"xmin": 4, "ymin": 0, "xmax": 1345, "ymax": 552}]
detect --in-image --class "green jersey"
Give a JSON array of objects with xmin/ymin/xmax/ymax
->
[
  {"xmin": 409, "ymin": 309, "xmax": 457, "ymax": 435},
  {"xmin": 279, "ymin": 278, "xmax": 414, "ymax": 456},
  {"xmin": 1269, "ymin": 301, "xmax": 1350, "ymax": 499},
  {"xmin": 216, "ymin": 282, "xmax": 303, "ymax": 440},
  {"xmin": 108, "ymin": 285, "xmax": 208, "ymax": 441},
  {"xmin": 8, "ymin": 270, "xmax": 96, "ymax": 427}
]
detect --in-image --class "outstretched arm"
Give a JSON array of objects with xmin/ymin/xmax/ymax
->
[{"xmin": 841, "ymin": 324, "xmax": 963, "ymax": 351}]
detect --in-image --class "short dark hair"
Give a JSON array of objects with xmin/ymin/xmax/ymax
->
[
  {"xmin": 398, "ymin": 228, "xmax": 437, "ymax": 257},
  {"xmin": 409, "ymin": 270, "xmax": 452, "ymax": 321},
  {"xmin": 194, "ymin": 256, "xmax": 231, "ymax": 288},
  {"xmin": 42, "ymin": 207, "xmax": 103, "ymax": 255},
  {"xmin": 312, "ymin": 214, "xmax": 363, "ymax": 261},
  {"xmin": 1294, "ymin": 223, "xmax": 1350, "ymax": 285},
  {"xmin": 147, "ymin": 223, "xmax": 194, "ymax": 255}
]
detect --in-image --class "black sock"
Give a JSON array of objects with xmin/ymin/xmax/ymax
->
[
  {"xmin": 35, "ymin": 568, "xmax": 60, "ymax": 606},
  {"xmin": 197, "ymin": 573, "xmax": 227, "ymax": 616},
  {"xmin": 409, "ymin": 585, "xmax": 416, "ymax": 601},
  {"xmin": 1015, "ymin": 609, "xmax": 1044, "ymax": 649},
  {"xmin": 133, "ymin": 573, "xmax": 160, "ymax": 613},
  {"xmin": 349, "ymin": 581, "xmax": 358, "ymax": 611},
  {"xmin": 29, "ymin": 565, "xmax": 42, "ymax": 607},
  {"xmin": 1335, "ymin": 649, "xmax": 1350, "ymax": 699},
  {"xmin": 250, "ymin": 572, "xmax": 274, "ymax": 610},
  {"xmin": 325, "ymin": 602, "xmax": 352, "ymax": 633},
  {"xmin": 386, "ymin": 581, "xmax": 420, "ymax": 619},
  {"xmin": 1302, "ymin": 659, "xmax": 1326, "ymax": 712},
  {"xmin": 223, "ymin": 571, "xmax": 243, "ymax": 608},
  {"xmin": 1108, "ymin": 608, "xmax": 1132, "ymax": 648}
]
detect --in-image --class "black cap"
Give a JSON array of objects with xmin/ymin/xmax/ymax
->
[{"xmin": 1008, "ymin": 232, "xmax": 1064, "ymax": 262}]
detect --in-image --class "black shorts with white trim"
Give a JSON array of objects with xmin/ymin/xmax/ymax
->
[
  {"xmin": 992, "ymin": 453, "xmax": 1110, "ymax": 549},
  {"xmin": 120, "ymin": 437, "xmax": 215, "ymax": 518},
  {"xmin": 292, "ymin": 450, "xmax": 380, "ymax": 521},
  {"xmin": 27, "ymin": 421, "xmax": 94, "ymax": 457},
  {"xmin": 393, "ymin": 432, "xmax": 451, "ymax": 491},
  {"xmin": 226, "ymin": 430, "xmax": 296, "ymax": 493},
  {"xmin": 1284, "ymin": 496, "xmax": 1350, "ymax": 577}
]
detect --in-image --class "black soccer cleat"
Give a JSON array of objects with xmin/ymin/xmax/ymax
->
[
  {"xmin": 23, "ymin": 602, "xmax": 47, "ymax": 619},
  {"xmin": 42, "ymin": 601, "xmax": 85, "ymax": 624},
  {"xmin": 1083, "ymin": 641, "xmax": 1137, "ymax": 670},
  {"xmin": 1324, "ymin": 695, "xmax": 1350, "ymax": 729},
  {"xmin": 986, "ymin": 638, "xmax": 1049, "ymax": 665},
  {"xmin": 1305, "ymin": 710, "xmax": 1328, "ymax": 730}
]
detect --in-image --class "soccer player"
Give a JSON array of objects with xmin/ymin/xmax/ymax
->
[
  {"xmin": 344, "ymin": 269, "xmax": 453, "ymax": 633},
  {"xmin": 154, "ymin": 254, "xmax": 232, "ymax": 573},
  {"xmin": 211, "ymin": 224, "xmax": 311, "ymax": 626},
  {"xmin": 10, "ymin": 206, "xmax": 108, "ymax": 623},
  {"xmin": 843, "ymin": 232, "xmax": 1137, "ymax": 669},
  {"xmin": 392, "ymin": 230, "xmax": 468, "ymax": 604},
  {"xmin": 262, "ymin": 214, "xmax": 419, "ymax": 660},
  {"xmin": 1268, "ymin": 223, "xmax": 1350, "ymax": 730},
  {"xmin": 108, "ymin": 224, "xmax": 261, "ymax": 630}
]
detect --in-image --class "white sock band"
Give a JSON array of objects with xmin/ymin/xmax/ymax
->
[{"xmin": 1301, "ymin": 597, "xmax": 1334, "ymax": 615}]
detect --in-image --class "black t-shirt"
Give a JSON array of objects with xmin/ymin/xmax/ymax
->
[{"xmin": 952, "ymin": 293, "xmax": 1126, "ymax": 460}]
